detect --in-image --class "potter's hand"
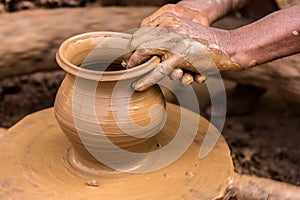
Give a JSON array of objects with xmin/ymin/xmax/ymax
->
[
  {"xmin": 141, "ymin": 0, "xmax": 250, "ymax": 28},
  {"xmin": 127, "ymin": 3, "xmax": 300, "ymax": 91},
  {"xmin": 129, "ymin": 3, "xmax": 210, "ymax": 91},
  {"xmin": 140, "ymin": 3, "xmax": 210, "ymax": 27},
  {"xmin": 125, "ymin": 0, "xmax": 252, "ymax": 91},
  {"xmin": 126, "ymin": 23, "xmax": 242, "ymax": 91}
]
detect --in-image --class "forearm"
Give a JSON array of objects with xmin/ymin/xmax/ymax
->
[
  {"xmin": 226, "ymin": 4, "xmax": 300, "ymax": 68},
  {"xmin": 178, "ymin": 0, "xmax": 250, "ymax": 24}
]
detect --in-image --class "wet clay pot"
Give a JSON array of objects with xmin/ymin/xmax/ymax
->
[
  {"xmin": 54, "ymin": 32, "xmax": 165, "ymax": 172},
  {"xmin": 1, "ymin": 32, "xmax": 299, "ymax": 200}
]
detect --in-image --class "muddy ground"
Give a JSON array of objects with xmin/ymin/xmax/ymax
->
[
  {"xmin": 217, "ymin": 84, "xmax": 300, "ymax": 186},
  {"xmin": 0, "ymin": 70, "xmax": 299, "ymax": 187}
]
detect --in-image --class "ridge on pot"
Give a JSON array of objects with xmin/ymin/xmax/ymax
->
[{"xmin": 54, "ymin": 32, "xmax": 166, "ymax": 173}]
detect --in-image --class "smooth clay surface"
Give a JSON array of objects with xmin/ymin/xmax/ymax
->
[
  {"xmin": 0, "ymin": 31, "xmax": 234, "ymax": 199},
  {"xmin": 0, "ymin": 128, "xmax": 6, "ymax": 138},
  {"xmin": 0, "ymin": 104, "xmax": 233, "ymax": 199},
  {"xmin": 54, "ymin": 32, "xmax": 166, "ymax": 169}
]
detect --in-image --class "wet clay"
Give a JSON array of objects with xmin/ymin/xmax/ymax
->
[
  {"xmin": 1, "ymin": 31, "xmax": 299, "ymax": 199},
  {"xmin": 0, "ymin": 33, "xmax": 233, "ymax": 198},
  {"xmin": 0, "ymin": 104, "xmax": 233, "ymax": 199},
  {"xmin": 53, "ymin": 32, "xmax": 232, "ymax": 198},
  {"xmin": 55, "ymin": 32, "xmax": 166, "ymax": 170},
  {"xmin": 0, "ymin": 128, "xmax": 7, "ymax": 138}
]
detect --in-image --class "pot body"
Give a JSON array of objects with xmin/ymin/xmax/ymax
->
[{"xmin": 54, "ymin": 32, "xmax": 165, "ymax": 170}]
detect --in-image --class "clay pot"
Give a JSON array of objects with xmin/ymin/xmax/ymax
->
[{"xmin": 54, "ymin": 32, "xmax": 165, "ymax": 172}]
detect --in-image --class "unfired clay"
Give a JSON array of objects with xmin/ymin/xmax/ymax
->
[
  {"xmin": 0, "ymin": 105, "xmax": 233, "ymax": 199},
  {"xmin": 54, "ymin": 32, "xmax": 166, "ymax": 171},
  {"xmin": 0, "ymin": 31, "xmax": 298, "ymax": 200}
]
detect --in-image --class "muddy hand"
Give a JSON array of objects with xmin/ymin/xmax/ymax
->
[
  {"xmin": 125, "ymin": 4, "xmax": 245, "ymax": 92},
  {"xmin": 141, "ymin": 0, "xmax": 251, "ymax": 28},
  {"xmin": 140, "ymin": 4, "xmax": 210, "ymax": 27},
  {"xmin": 126, "ymin": 26, "xmax": 225, "ymax": 91},
  {"xmin": 124, "ymin": 2, "xmax": 211, "ymax": 92}
]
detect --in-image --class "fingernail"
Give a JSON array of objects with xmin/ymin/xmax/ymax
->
[
  {"xmin": 132, "ymin": 81, "xmax": 144, "ymax": 91},
  {"xmin": 195, "ymin": 75, "xmax": 206, "ymax": 84},
  {"xmin": 181, "ymin": 73, "xmax": 194, "ymax": 86},
  {"xmin": 170, "ymin": 68, "xmax": 183, "ymax": 80},
  {"xmin": 121, "ymin": 60, "xmax": 128, "ymax": 68},
  {"xmin": 132, "ymin": 81, "xmax": 151, "ymax": 91}
]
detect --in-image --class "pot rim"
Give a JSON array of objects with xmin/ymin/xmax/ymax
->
[{"xmin": 56, "ymin": 31, "xmax": 160, "ymax": 81}]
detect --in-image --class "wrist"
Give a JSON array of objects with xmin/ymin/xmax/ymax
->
[
  {"xmin": 226, "ymin": 29, "xmax": 257, "ymax": 69},
  {"xmin": 200, "ymin": 27, "xmax": 244, "ymax": 71}
]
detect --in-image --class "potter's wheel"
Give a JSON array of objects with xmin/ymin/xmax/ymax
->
[{"xmin": 0, "ymin": 103, "xmax": 233, "ymax": 199}]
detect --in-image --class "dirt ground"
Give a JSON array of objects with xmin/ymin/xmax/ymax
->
[
  {"xmin": 220, "ymin": 85, "xmax": 300, "ymax": 186},
  {"xmin": 0, "ymin": 70, "xmax": 299, "ymax": 187}
]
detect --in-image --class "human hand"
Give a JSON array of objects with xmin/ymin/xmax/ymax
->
[
  {"xmin": 141, "ymin": 0, "xmax": 251, "ymax": 28},
  {"xmin": 125, "ymin": 20, "xmax": 241, "ymax": 91},
  {"xmin": 137, "ymin": 2, "xmax": 210, "ymax": 83},
  {"xmin": 140, "ymin": 3, "xmax": 210, "ymax": 27},
  {"xmin": 124, "ymin": 1, "xmax": 253, "ymax": 91}
]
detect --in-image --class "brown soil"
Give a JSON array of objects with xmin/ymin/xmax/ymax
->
[
  {"xmin": 0, "ymin": 71, "xmax": 299, "ymax": 187},
  {"xmin": 222, "ymin": 89, "xmax": 300, "ymax": 186},
  {"xmin": 0, "ymin": 71, "xmax": 65, "ymax": 127}
]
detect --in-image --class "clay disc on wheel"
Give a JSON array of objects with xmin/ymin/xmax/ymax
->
[{"xmin": 0, "ymin": 103, "xmax": 234, "ymax": 200}]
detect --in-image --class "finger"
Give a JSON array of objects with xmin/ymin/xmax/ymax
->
[
  {"xmin": 143, "ymin": 12, "xmax": 186, "ymax": 31},
  {"xmin": 128, "ymin": 28, "xmax": 180, "ymax": 68},
  {"xmin": 127, "ymin": 48, "xmax": 164, "ymax": 68},
  {"xmin": 190, "ymin": 12, "xmax": 209, "ymax": 26},
  {"xmin": 121, "ymin": 51, "xmax": 134, "ymax": 68},
  {"xmin": 176, "ymin": 2, "xmax": 210, "ymax": 25},
  {"xmin": 128, "ymin": 27, "xmax": 156, "ymax": 51},
  {"xmin": 132, "ymin": 62, "xmax": 173, "ymax": 91},
  {"xmin": 140, "ymin": 4, "xmax": 176, "ymax": 27},
  {"xmin": 195, "ymin": 74, "xmax": 206, "ymax": 84},
  {"xmin": 129, "ymin": 27, "xmax": 175, "ymax": 55},
  {"xmin": 130, "ymin": 27, "xmax": 184, "ymax": 56},
  {"xmin": 144, "ymin": 12, "xmax": 175, "ymax": 28},
  {"xmin": 181, "ymin": 73, "xmax": 194, "ymax": 86},
  {"xmin": 131, "ymin": 27, "xmax": 156, "ymax": 40},
  {"xmin": 142, "ymin": 5, "xmax": 209, "ymax": 28},
  {"xmin": 132, "ymin": 55, "xmax": 182, "ymax": 91},
  {"xmin": 169, "ymin": 68, "xmax": 183, "ymax": 80}
]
